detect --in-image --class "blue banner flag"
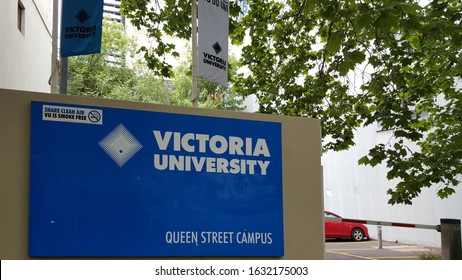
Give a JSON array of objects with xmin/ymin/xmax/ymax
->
[{"xmin": 60, "ymin": 0, "xmax": 104, "ymax": 57}]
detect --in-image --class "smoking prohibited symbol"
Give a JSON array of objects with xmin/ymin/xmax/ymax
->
[{"xmin": 88, "ymin": 110, "xmax": 101, "ymax": 123}]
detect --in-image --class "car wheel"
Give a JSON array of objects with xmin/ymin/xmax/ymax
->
[{"xmin": 351, "ymin": 228, "xmax": 364, "ymax": 241}]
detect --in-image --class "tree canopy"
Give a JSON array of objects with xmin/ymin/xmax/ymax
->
[
  {"xmin": 68, "ymin": 18, "xmax": 171, "ymax": 103},
  {"xmin": 68, "ymin": 18, "xmax": 244, "ymax": 110},
  {"xmin": 171, "ymin": 52, "xmax": 245, "ymax": 110},
  {"xmin": 121, "ymin": 0, "xmax": 462, "ymax": 204}
]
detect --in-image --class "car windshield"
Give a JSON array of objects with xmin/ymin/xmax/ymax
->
[{"xmin": 324, "ymin": 212, "xmax": 339, "ymax": 219}]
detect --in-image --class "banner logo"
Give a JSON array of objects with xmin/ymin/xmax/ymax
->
[
  {"xmin": 212, "ymin": 41, "xmax": 222, "ymax": 54},
  {"xmin": 75, "ymin": 9, "xmax": 90, "ymax": 24}
]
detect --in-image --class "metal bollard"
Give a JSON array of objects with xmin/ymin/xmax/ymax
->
[
  {"xmin": 440, "ymin": 219, "xmax": 462, "ymax": 260},
  {"xmin": 377, "ymin": 225, "xmax": 383, "ymax": 249}
]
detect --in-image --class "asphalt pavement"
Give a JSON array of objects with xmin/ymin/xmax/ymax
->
[{"xmin": 325, "ymin": 239, "xmax": 441, "ymax": 260}]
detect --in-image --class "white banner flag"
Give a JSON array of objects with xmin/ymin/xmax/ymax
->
[{"xmin": 198, "ymin": 0, "xmax": 229, "ymax": 86}]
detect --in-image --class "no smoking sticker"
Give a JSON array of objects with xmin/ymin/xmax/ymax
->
[{"xmin": 42, "ymin": 104, "xmax": 103, "ymax": 125}]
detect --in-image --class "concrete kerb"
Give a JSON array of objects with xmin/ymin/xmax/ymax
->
[
  {"xmin": 325, "ymin": 216, "xmax": 461, "ymax": 260},
  {"xmin": 325, "ymin": 239, "xmax": 442, "ymax": 260}
]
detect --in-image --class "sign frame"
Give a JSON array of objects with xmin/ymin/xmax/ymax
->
[{"xmin": 29, "ymin": 101, "xmax": 284, "ymax": 257}]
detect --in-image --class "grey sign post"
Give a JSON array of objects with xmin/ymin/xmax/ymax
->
[{"xmin": 440, "ymin": 219, "xmax": 462, "ymax": 260}]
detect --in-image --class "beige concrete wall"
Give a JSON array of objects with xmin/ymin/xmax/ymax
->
[{"xmin": 0, "ymin": 88, "xmax": 323, "ymax": 259}]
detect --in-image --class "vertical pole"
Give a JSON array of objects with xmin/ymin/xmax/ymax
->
[
  {"xmin": 191, "ymin": 0, "xmax": 199, "ymax": 108},
  {"xmin": 59, "ymin": 57, "xmax": 68, "ymax": 94},
  {"xmin": 377, "ymin": 225, "xmax": 383, "ymax": 249},
  {"xmin": 50, "ymin": 0, "xmax": 59, "ymax": 93},
  {"xmin": 440, "ymin": 219, "xmax": 462, "ymax": 260}
]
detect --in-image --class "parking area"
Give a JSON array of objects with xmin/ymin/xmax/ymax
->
[{"xmin": 325, "ymin": 239, "xmax": 441, "ymax": 260}]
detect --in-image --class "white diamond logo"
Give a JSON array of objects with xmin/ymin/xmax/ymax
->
[{"xmin": 99, "ymin": 124, "xmax": 143, "ymax": 167}]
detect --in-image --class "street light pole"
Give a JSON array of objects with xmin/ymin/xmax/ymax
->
[
  {"xmin": 50, "ymin": 0, "xmax": 59, "ymax": 93},
  {"xmin": 191, "ymin": 0, "xmax": 199, "ymax": 108}
]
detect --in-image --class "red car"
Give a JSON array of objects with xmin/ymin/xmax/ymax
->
[{"xmin": 324, "ymin": 211, "xmax": 369, "ymax": 241}]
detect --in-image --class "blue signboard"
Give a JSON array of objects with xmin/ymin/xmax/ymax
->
[{"xmin": 29, "ymin": 101, "xmax": 284, "ymax": 257}]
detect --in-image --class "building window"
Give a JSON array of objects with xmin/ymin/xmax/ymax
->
[{"xmin": 18, "ymin": 0, "xmax": 25, "ymax": 34}]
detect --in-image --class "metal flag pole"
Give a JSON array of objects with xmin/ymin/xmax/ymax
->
[
  {"xmin": 191, "ymin": 0, "xmax": 199, "ymax": 108},
  {"xmin": 59, "ymin": 57, "xmax": 68, "ymax": 94},
  {"xmin": 50, "ymin": 0, "xmax": 59, "ymax": 93},
  {"xmin": 59, "ymin": 0, "xmax": 68, "ymax": 95},
  {"xmin": 51, "ymin": 0, "xmax": 67, "ymax": 94}
]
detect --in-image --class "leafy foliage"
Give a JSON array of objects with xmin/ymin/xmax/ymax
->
[
  {"xmin": 68, "ymin": 18, "xmax": 244, "ymax": 110},
  {"xmin": 121, "ymin": 0, "xmax": 462, "ymax": 204},
  {"xmin": 171, "ymin": 52, "xmax": 245, "ymax": 111},
  {"xmin": 68, "ymin": 18, "xmax": 171, "ymax": 102}
]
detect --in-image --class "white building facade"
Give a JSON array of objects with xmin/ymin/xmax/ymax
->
[
  {"xmin": 322, "ymin": 123, "xmax": 462, "ymax": 246},
  {"xmin": 0, "ymin": 0, "xmax": 125, "ymax": 94},
  {"xmin": 0, "ymin": 0, "xmax": 53, "ymax": 93},
  {"xmin": 103, "ymin": 0, "xmax": 124, "ymax": 23}
]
